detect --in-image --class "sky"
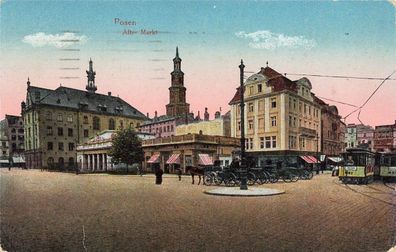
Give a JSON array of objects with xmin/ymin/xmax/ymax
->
[{"xmin": 0, "ymin": 1, "xmax": 395, "ymax": 126}]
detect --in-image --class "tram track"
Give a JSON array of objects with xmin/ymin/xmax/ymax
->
[{"xmin": 332, "ymin": 178, "xmax": 395, "ymax": 207}]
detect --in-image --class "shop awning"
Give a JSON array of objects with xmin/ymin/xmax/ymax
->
[
  {"xmin": 0, "ymin": 160, "xmax": 9, "ymax": 164},
  {"xmin": 166, "ymin": 154, "xmax": 180, "ymax": 164},
  {"xmin": 12, "ymin": 156, "xmax": 25, "ymax": 163},
  {"xmin": 147, "ymin": 154, "xmax": 160, "ymax": 163},
  {"xmin": 300, "ymin": 156, "xmax": 319, "ymax": 164},
  {"xmin": 328, "ymin": 157, "xmax": 343, "ymax": 163},
  {"xmin": 198, "ymin": 154, "xmax": 213, "ymax": 166},
  {"xmin": 307, "ymin": 156, "xmax": 319, "ymax": 163}
]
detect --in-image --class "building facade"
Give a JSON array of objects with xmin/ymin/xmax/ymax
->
[
  {"xmin": 229, "ymin": 66, "xmax": 322, "ymax": 166},
  {"xmin": 22, "ymin": 59, "xmax": 147, "ymax": 169},
  {"xmin": 0, "ymin": 120, "xmax": 9, "ymax": 166},
  {"xmin": 356, "ymin": 124, "xmax": 375, "ymax": 151},
  {"xmin": 374, "ymin": 120, "xmax": 396, "ymax": 153},
  {"xmin": 76, "ymin": 130, "xmax": 155, "ymax": 172},
  {"xmin": 175, "ymin": 111, "xmax": 231, "ymax": 137},
  {"xmin": 0, "ymin": 115, "xmax": 25, "ymax": 166},
  {"xmin": 142, "ymin": 134, "xmax": 240, "ymax": 173},
  {"xmin": 316, "ymin": 99, "xmax": 346, "ymax": 156},
  {"xmin": 345, "ymin": 124, "xmax": 358, "ymax": 149}
]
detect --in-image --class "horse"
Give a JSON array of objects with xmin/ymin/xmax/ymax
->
[{"xmin": 186, "ymin": 166, "xmax": 205, "ymax": 185}]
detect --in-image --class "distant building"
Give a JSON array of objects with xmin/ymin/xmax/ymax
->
[
  {"xmin": 345, "ymin": 124, "xmax": 358, "ymax": 149},
  {"xmin": 76, "ymin": 130, "xmax": 155, "ymax": 172},
  {"xmin": 0, "ymin": 115, "xmax": 25, "ymax": 167},
  {"xmin": 356, "ymin": 124, "xmax": 375, "ymax": 151},
  {"xmin": 22, "ymin": 59, "xmax": 147, "ymax": 169},
  {"xmin": 138, "ymin": 47, "xmax": 194, "ymax": 137},
  {"xmin": 142, "ymin": 134, "xmax": 240, "ymax": 173},
  {"xmin": 0, "ymin": 120, "xmax": 9, "ymax": 166},
  {"xmin": 229, "ymin": 66, "xmax": 322, "ymax": 166},
  {"xmin": 175, "ymin": 110, "xmax": 231, "ymax": 137},
  {"xmin": 315, "ymin": 98, "xmax": 346, "ymax": 156},
  {"xmin": 374, "ymin": 120, "xmax": 396, "ymax": 153}
]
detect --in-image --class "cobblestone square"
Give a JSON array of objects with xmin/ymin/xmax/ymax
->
[{"xmin": 0, "ymin": 169, "xmax": 395, "ymax": 251}]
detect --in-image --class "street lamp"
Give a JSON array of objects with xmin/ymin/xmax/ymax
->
[{"xmin": 239, "ymin": 59, "xmax": 248, "ymax": 190}]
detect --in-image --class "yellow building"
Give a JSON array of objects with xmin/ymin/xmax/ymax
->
[
  {"xmin": 22, "ymin": 59, "xmax": 147, "ymax": 169},
  {"xmin": 229, "ymin": 66, "xmax": 322, "ymax": 166},
  {"xmin": 175, "ymin": 111, "xmax": 230, "ymax": 136}
]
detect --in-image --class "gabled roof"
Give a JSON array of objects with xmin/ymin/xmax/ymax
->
[
  {"xmin": 27, "ymin": 85, "xmax": 147, "ymax": 120},
  {"xmin": 229, "ymin": 66, "xmax": 298, "ymax": 105}
]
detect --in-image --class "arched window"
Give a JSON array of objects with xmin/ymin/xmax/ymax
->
[
  {"xmin": 109, "ymin": 118, "xmax": 115, "ymax": 130},
  {"xmin": 93, "ymin": 117, "xmax": 100, "ymax": 130},
  {"xmin": 119, "ymin": 120, "xmax": 124, "ymax": 129},
  {"xmin": 83, "ymin": 116, "xmax": 88, "ymax": 124}
]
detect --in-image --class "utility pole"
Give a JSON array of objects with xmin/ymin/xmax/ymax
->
[{"xmin": 239, "ymin": 60, "xmax": 247, "ymax": 190}]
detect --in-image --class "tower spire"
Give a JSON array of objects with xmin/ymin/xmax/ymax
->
[
  {"xmin": 176, "ymin": 46, "xmax": 179, "ymax": 58},
  {"xmin": 86, "ymin": 58, "xmax": 97, "ymax": 93}
]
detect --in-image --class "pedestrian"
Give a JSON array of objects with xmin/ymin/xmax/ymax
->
[
  {"xmin": 75, "ymin": 167, "xmax": 79, "ymax": 175},
  {"xmin": 155, "ymin": 166, "xmax": 163, "ymax": 185},
  {"xmin": 138, "ymin": 165, "xmax": 143, "ymax": 176},
  {"xmin": 177, "ymin": 167, "xmax": 182, "ymax": 181}
]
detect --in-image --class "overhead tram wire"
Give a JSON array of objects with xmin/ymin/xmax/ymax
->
[
  {"xmin": 315, "ymin": 96, "xmax": 359, "ymax": 108},
  {"xmin": 344, "ymin": 69, "xmax": 396, "ymax": 121},
  {"xmin": 284, "ymin": 73, "xmax": 396, "ymax": 81}
]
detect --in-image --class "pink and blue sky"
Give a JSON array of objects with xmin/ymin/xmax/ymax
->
[{"xmin": 0, "ymin": 1, "xmax": 395, "ymax": 126}]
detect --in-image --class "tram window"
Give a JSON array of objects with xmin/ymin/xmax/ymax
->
[
  {"xmin": 391, "ymin": 157, "xmax": 396, "ymax": 166},
  {"xmin": 384, "ymin": 157, "xmax": 390, "ymax": 165}
]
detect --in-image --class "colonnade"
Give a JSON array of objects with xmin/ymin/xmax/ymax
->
[{"xmin": 81, "ymin": 153, "xmax": 111, "ymax": 172}]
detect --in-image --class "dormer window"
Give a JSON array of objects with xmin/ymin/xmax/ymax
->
[{"xmin": 258, "ymin": 84, "xmax": 262, "ymax": 93}]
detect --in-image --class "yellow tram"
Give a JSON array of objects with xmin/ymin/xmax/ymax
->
[
  {"xmin": 379, "ymin": 152, "xmax": 396, "ymax": 179},
  {"xmin": 339, "ymin": 148, "xmax": 375, "ymax": 184}
]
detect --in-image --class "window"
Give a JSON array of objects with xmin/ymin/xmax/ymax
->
[
  {"xmin": 299, "ymin": 102, "xmax": 302, "ymax": 112},
  {"xmin": 238, "ymin": 121, "xmax": 241, "ymax": 131},
  {"xmin": 67, "ymin": 115, "xmax": 73, "ymax": 122},
  {"xmin": 293, "ymin": 99, "xmax": 297, "ymax": 110},
  {"xmin": 58, "ymin": 127, "xmax": 63, "ymax": 136},
  {"xmin": 308, "ymin": 106, "xmax": 311, "ymax": 115},
  {"xmin": 58, "ymin": 142, "xmax": 64, "ymax": 151},
  {"xmin": 293, "ymin": 117, "xmax": 297, "ymax": 127},
  {"xmin": 248, "ymin": 120, "xmax": 254, "ymax": 130},
  {"xmin": 248, "ymin": 103, "xmax": 254, "ymax": 112},
  {"xmin": 271, "ymin": 116, "xmax": 277, "ymax": 127},
  {"xmin": 47, "ymin": 126, "xmax": 53, "ymax": 136},
  {"xmin": 304, "ymin": 104, "xmax": 307, "ymax": 114},
  {"xmin": 271, "ymin": 98, "xmax": 276, "ymax": 108},
  {"xmin": 57, "ymin": 114, "xmax": 63, "ymax": 122},
  {"xmin": 68, "ymin": 128, "xmax": 73, "ymax": 137},
  {"xmin": 289, "ymin": 116, "xmax": 292, "ymax": 127},
  {"xmin": 46, "ymin": 112, "xmax": 52, "ymax": 121},
  {"xmin": 249, "ymin": 138, "xmax": 253, "ymax": 149},
  {"xmin": 265, "ymin": 137, "xmax": 271, "ymax": 148},
  {"xmin": 245, "ymin": 139, "xmax": 250, "ymax": 150},
  {"xmin": 119, "ymin": 120, "xmax": 124, "ymax": 129},
  {"xmin": 170, "ymin": 125, "xmax": 174, "ymax": 131},
  {"xmin": 109, "ymin": 118, "xmax": 115, "ymax": 130},
  {"xmin": 47, "ymin": 142, "xmax": 53, "ymax": 150},
  {"xmin": 68, "ymin": 143, "xmax": 74, "ymax": 151},
  {"xmin": 83, "ymin": 116, "xmax": 88, "ymax": 124},
  {"xmin": 167, "ymin": 125, "xmax": 170, "ymax": 132},
  {"xmin": 272, "ymin": 136, "xmax": 277, "ymax": 148},
  {"xmin": 164, "ymin": 126, "xmax": 167, "ymax": 132},
  {"xmin": 84, "ymin": 129, "xmax": 89, "ymax": 138},
  {"xmin": 258, "ymin": 84, "xmax": 262, "ymax": 93},
  {"xmin": 249, "ymin": 86, "xmax": 254, "ymax": 95},
  {"xmin": 93, "ymin": 117, "xmax": 100, "ymax": 130},
  {"xmin": 260, "ymin": 137, "xmax": 264, "ymax": 149},
  {"xmin": 35, "ymin": 91, "xmax": 40, "ymax": 101},
  {"xmin": 47, "ymin": 157, "xmax": 54, "ymax": 167}
]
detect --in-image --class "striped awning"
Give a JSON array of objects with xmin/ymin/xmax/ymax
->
[
  {"xmin": 147, "ymin": 154, "xmax": 160, "ymax": 163},
  {"xmin": 166, "ymin": 154, "xmax": 180, "ymax": 164},
  {"xmin": 198, "ymin": 154, "xmax": 213, "ymax": 166},
  {"xmin": 300, "ymin": 156, "xmax": 319, "ymax": 164}
]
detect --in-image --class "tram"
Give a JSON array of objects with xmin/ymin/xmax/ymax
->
[
  {"xmin": 338, "ymin": 148, "xmax": 375, "ymax": 184},
  {"xmin": 378, "ymin": 152, "xmax": 396, "ymax": 180}
]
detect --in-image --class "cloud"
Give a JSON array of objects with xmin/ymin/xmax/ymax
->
[
  {"xmin": 235, "ymin": 30, "xmax": 316, "ymax": 50},
  {"xmin": 22, "ymin": 32, "xmax": 88, "ymax": 48}
]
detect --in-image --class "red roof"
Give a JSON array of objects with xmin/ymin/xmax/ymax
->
[{"xmin": 228, "ymin": 66, "xmax": 298, "ymax": 105}]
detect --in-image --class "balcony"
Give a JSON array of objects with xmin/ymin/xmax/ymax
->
[
  {"xmin": 142, "ymin": 134, "xmax": 239, "ymax": 147},
  {"xmin": 299, "ymin": 127, "xmax": 317, "ymax": 138}
]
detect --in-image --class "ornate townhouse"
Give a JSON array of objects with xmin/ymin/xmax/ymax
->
[
  {"xmin": 22, "ymin": 59, "xmax": 147, "ymax": 169},
  {"xmin": 374, "ymin": 120, "xmax": 396, "ymax": 153},
  {"xmin": 229, "ymin": 66, "xmax": 322, "ymax": 166}
]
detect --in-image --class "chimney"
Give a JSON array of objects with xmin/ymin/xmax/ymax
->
[
  {"xmin": 214, "ymin": 111, "xmax": 221, "ymax": 119},
  {"xmin": 147, "ymin": 112, "xmax": 149, "ymax": 118},
  {"xmin": 108, "ymin": 92, "xmax": 112, "ymax": 96},
  {"xmin": 204, "ymin": 107, "xmax": 209, "ymax": 121},
  {"xmin": 155, "ymin": 111, "xmax": 158, "ymax": 118}
]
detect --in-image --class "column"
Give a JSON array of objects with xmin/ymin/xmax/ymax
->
[
  {"xmin": 103, "ymin": 154, "xmax": 107, "ymax": 171},
  {"xmin": 88, "ymin": 155, "xmax": 92, "ymax": 172},
  {"xmin": 93, "ymin": 154, "xmax": 97, "ymax": 172}
]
